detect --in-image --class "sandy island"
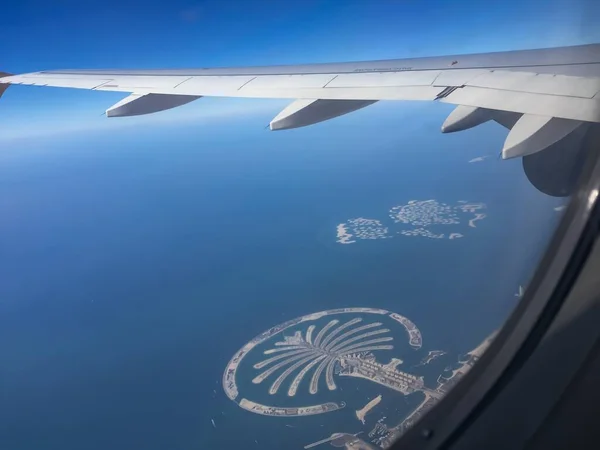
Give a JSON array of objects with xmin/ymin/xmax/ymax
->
[
  {"xmin": 336, "ymin": 224, "xmax": 355, "ymax": 244},
  {"xmin": 356, "ymin": 395, "xmax": 382, "ymax": 424},
  {"xmin": 469, "ymin": 213, "xmax": 486, "ymax": 228}
]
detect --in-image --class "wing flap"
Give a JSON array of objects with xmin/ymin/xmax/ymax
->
[
  {"xmin": 326, "ymin": 71, "xmax": 440, "ymax": 88},
  {"xmin": 442, "ymin": 86, "xmax": 600, "ymax": 123},
  {"xmin": 245, "ymin": 74, "xmax": 337, "ymax": 89},
  {"xmin": 432, "ymin": 69, "xmax": 489, "ymax": 87},
  {"xmin": 100, "ymin": 75, "xmax": 194, "ymax": 90},
  {"xmin": 466, "ymin": 70, "xmax": 600, "ymax": 98},
  {"xmin": 3, "ymin": 74, "xmax": 111, "ymax": 89},
  {"xmin": 172, "ymin": 75, "xmax": 256, "ymax": 94},
  {"xmin": 178, "ymin": 83, "xmax": 446, "ymax": 101}
]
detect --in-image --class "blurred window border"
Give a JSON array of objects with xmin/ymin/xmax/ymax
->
[{"xmin": 393, "ymin": 126, "xmax": 600, "ymax": 450}]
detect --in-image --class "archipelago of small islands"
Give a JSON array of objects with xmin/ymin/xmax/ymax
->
[{"xmin": 336, "ymin": 199, "xmax": 487, "ymax": 244}]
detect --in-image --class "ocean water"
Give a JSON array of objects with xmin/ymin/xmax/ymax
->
[{"xmin": 0, "ymin": 102, "xmax": 565, "ymax": 449}]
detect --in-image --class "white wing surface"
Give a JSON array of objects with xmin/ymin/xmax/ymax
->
[{"xmin": 2, "ymin": 44, "xmax": 599, "ymax": 159}]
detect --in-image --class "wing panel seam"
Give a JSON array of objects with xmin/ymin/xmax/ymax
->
[
  {"xmin": 463, "ymin": 84, "xmax": 599, "ymax": 99},
  {"xmin": 92, "ymin": 80, "xmax": 115, "ymax": 90},
  {"xmin": 237, "ymin": 77, "xmax": 257, "ymax": 91},
  {"xmin": 174, "ymin": 77, "xmax": 193, "ymax": 88},
  {"xmin": 323, "ymin": 75, "xmax": 338, "ymax": 88}
]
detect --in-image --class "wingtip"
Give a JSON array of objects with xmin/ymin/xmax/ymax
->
[{"xmin": 0, "ymin": 72, "xmax": 13, "ymax": 99}]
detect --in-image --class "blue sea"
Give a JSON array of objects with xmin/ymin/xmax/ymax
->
[{"xmin": 0, "ymin": 102, "xmax": 565, "ymax": 449}]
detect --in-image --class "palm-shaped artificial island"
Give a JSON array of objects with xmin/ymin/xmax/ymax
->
[
  {"xmin": 253, "ymin": 317, "xmax": 426, "ymax": 397},
  {"xmin": 223, "ymin": 308, "xmax": 468, "ymax": 419}
]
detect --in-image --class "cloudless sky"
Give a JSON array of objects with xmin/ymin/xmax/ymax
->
[{"xmin": 1, "ymin": 0, "xmax": 599, "ymax": 139}]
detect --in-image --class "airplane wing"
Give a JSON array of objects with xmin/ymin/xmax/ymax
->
[{"xmin": 1, "ymin": 44, "xmax": 599, "ymax": 159}]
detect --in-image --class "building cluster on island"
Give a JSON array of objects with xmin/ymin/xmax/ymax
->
[
  {"xmin": 389, "ymin": 313, "xmax": 422, "ymax": 349},
  {"xmin": 336, "ymin": 199, "xmax": 487, "ymax": 244},
  {"xmin": 338, "ymin": 353, "xmax": 428, "ymax": 397},
  {"xmin": 369, "ymin": 419, "xmax": 390, "ymax": 447},
  {"xmin": 239, "ymin": 398, "xmax": 344, "ymax": 417}
]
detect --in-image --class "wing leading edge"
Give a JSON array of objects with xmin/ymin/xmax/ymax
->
[{"xmin": 1, "ymin": 44, "xmax": 600, "ymax": 159}]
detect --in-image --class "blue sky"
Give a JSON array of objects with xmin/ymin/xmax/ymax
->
[{"xmin": 1, "ymin": 0, "xmax": 599, "ymax": 140}]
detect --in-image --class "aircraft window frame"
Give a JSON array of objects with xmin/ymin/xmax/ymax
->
[{"xmin": 392, "ymin": 127, "xmax": 600, "ymax": 450}]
